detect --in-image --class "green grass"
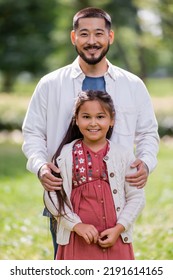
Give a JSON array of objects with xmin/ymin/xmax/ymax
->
[
  {"xmin": 133, "ymin": 140, "xmax": 173, "ymax": 260},
  {"xmin": 0, "ymin": 143, "xmax": 53, "ymax": 260},
  {"xmin": 0, "ymin": 140, "xmax": 173, "ymax": 260}
]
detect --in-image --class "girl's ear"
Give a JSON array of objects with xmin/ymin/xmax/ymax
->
[
  {"xmin": 75, "ymin": 118, "xmax": 78, "ymax": 126},
  {"xmin": 110, "ymin": 118, "xmax": 115, "ymax": 127}
]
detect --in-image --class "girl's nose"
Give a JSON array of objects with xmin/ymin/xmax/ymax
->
[{"xmin": 90, "ymin": 118, "xmax": 97, "ymax": 126}]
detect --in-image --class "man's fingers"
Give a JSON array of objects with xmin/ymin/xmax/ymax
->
[
  {"xmin": 130, "ymin": 158, "xmax": 142, "ymax": 168},
  {"xmin": 43, "ymin": 184, "xmax": 62, "ymax": 191},
  {"xmin": 40, "ymin": 172, "xmax": 63, "ymax": 191}
]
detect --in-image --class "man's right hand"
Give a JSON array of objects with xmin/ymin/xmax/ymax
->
[{"xmin": 38, "ymin": 162, "xmax": 63, "ymax": 191}]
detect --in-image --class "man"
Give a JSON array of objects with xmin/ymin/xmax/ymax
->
[{"xmin": 22, "ymin": 7, "xmax": 159, "ymax": 257}]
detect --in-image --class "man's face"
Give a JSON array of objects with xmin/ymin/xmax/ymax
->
[{"xmin": 71, "ymin": 17, "xmax": 114, "ymax": 65}]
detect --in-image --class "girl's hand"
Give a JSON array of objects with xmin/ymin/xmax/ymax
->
[
  {"xmin": 73, "ymin": 223, "xmax": 99, "ymax": 244},
  {"xmin": 98, "ymin": 224, "xmax": 125, "ymax": 248}
]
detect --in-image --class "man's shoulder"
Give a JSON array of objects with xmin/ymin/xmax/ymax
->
[
  {"xmin": 41, "ymin": 63, "xmax": 73, "ymax": 82},
  {"xmin": 108, "ymin": 60, "xmax": 142, "ymax": 83},
  {"xmin": 109, "ymin": 141, "xmax": 126, "ymax": 153}
]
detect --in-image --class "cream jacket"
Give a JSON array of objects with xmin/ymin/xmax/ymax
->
[
  {"xmin": 22, "ymin": 57, "xmax": 159, "ymax": 175},
  {"xmin": 44, "ymin": 140, "xmax": 145, "ymax": 245}
]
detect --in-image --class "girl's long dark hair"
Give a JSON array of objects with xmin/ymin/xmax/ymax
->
[{"xmin": 49, "ymin": 90, "xmax": 115, "ymax": 217}]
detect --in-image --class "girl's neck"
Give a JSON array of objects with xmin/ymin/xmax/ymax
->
[{"xmin": 82, "ymin": 139, "xmax": 108, "ymax": 152}]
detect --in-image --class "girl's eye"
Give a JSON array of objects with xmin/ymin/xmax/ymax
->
[{"xmin": 97, "ymin": 115, "xmax": 105, "ymax": 119}]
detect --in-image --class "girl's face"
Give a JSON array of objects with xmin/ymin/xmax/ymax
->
[{"xmin": 76, "ymin": 100, "xmax": 114, "ymax": 147}]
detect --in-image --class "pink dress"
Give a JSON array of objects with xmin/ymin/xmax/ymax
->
[{"xmin": 56, "ymin": 140, "xmax": 134, "ymax": 260}]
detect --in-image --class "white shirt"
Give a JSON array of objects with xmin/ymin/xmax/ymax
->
[{"xmin": 22, "ymin": 57, "xmax": 159, "ymax": 174}]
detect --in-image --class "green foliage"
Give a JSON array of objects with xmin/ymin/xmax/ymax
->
[
  {"xmin": 0, "ymin": 0, "xmax": 57, "ymax": 91},
  {"xmin": 0, "ymin": 140, "xmax": 172, "ymax": 259},
  {"xmin": 0, "ymin": 0, "xmax": 173, "ymax": 90}
]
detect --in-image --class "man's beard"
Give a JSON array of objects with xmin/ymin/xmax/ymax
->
[{"xmin": 75, "ymin": 44, "xmax": 110, "ymax": 65}]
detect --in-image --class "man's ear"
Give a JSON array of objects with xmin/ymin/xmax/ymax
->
[
  {"xmin": 70, "ymin": 30, "xmax": 76, "ymax": 45},
  {"xmin": 109, "ymin": 29, "xmax": 114, "ymax": 45}
]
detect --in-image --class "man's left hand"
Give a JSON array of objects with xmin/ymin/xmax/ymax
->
[{"xmin": 125, "ymin": 159, "xmax": 149, "ymax": 189}]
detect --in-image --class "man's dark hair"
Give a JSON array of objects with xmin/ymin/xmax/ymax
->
[{"xmin": 73, "ymin": 7, "xmax": 112, "ymax": 30}]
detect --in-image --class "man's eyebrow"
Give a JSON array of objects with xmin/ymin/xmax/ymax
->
[{"xmin": 79, "ymin": 28, "xmax": 105, "ymax": 32}]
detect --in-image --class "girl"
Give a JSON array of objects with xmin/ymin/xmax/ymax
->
[{"xmin": 44, "ymin": 90, "xmax": 145, "ymax": 260}]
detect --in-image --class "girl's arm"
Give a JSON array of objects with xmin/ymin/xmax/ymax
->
[
  {"xmin": 98, "ymin": 151, "xmax": 145, "ymax": 248},
  {"xmin": 44, "ymin": 190, "xmax": 98, "ymax": 243},
  {"xmin": 117, "ymin": 151, "xmax": 146, "ymax": 231},
  {"xmin": 43, "ymin": 190, "xmax": 82, "ymax": 231}
]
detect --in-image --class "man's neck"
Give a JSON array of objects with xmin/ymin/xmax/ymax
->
[{"xmin": 79, "ymin": 57, "xmax": 108, "ymax": 77}]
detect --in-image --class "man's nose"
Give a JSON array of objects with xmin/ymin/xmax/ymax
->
[{"xmin": 87, "ymin": 34, "xmax": 96, "ymax": 44}]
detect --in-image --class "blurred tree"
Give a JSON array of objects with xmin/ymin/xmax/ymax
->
[
  {"xmin": 0, "ymin": 0, "xmax": 57, "ymax": 92},
  {"xmin": 158, "ymin": 0, "xmax": 173, "ymax": 74},
  {"xmin": 102, "ymin": 0, "xmax": 161, "ymax": 79},
  {"xmin": 158, "ymin": 0, "xmax": 173, "ymax": 43},
  {"xmin": 1, "ymin": 0, "xmax": 171, "ymax": 92}
]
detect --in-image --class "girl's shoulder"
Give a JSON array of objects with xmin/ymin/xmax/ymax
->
[{"xmin": 59, "ymin": 139, "xmax": 81, "ymax": 156}]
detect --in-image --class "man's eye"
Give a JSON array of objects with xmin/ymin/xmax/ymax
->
[{"xmin": 80, "ymin": 33, "xmax": 88, "ymax": 37}]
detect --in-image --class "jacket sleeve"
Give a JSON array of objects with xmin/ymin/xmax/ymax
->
[
  {"xmin": 22, "ymin": 80, "xmax": 49, "ymax": 175},
  {"xmin": 134, "ymin": 79, "xmax": 160, "ymax": 173},
  {"xmin": 44, "ymin": 190, "xmax": 82, "ymax": 231},
  {"xmin": 117, "ymin": 151, "xmax": 146, "ymax": 231}
]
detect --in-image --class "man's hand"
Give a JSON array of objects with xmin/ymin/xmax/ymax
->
[
  {"xmin": 38, "ymin": 162, "xmax": 63, "ymax": 191},
  {"xmin": 125, "ymin": 159, "xmax": 149, "ymax": 189}
]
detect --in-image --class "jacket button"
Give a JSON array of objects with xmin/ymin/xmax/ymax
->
[
  {"xmin": 124, "ymin": 237, "xmax": 128, "ymax": 242},
  {"xmin": 116, "ymin": 207, "xmax": 120, "ymax": 211},
  {"xmin": 110, "ymin": 172, "xmax": 114, "ymax": 177},
  {"xmin": 113, "ymin": 189, "xmax": 117, "ymax": 194},
  {"xmin": 104, "ymin": 155, "xmax": 109, "ymax": 161}
]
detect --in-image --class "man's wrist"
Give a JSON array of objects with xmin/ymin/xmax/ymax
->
[
  {"xmin": 37, "ymin": 163, "xmax": 48, "ymax": 179},
  {"xmin": 142, "ymin": 161, "xmax": 149, "ymax": 175}
]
